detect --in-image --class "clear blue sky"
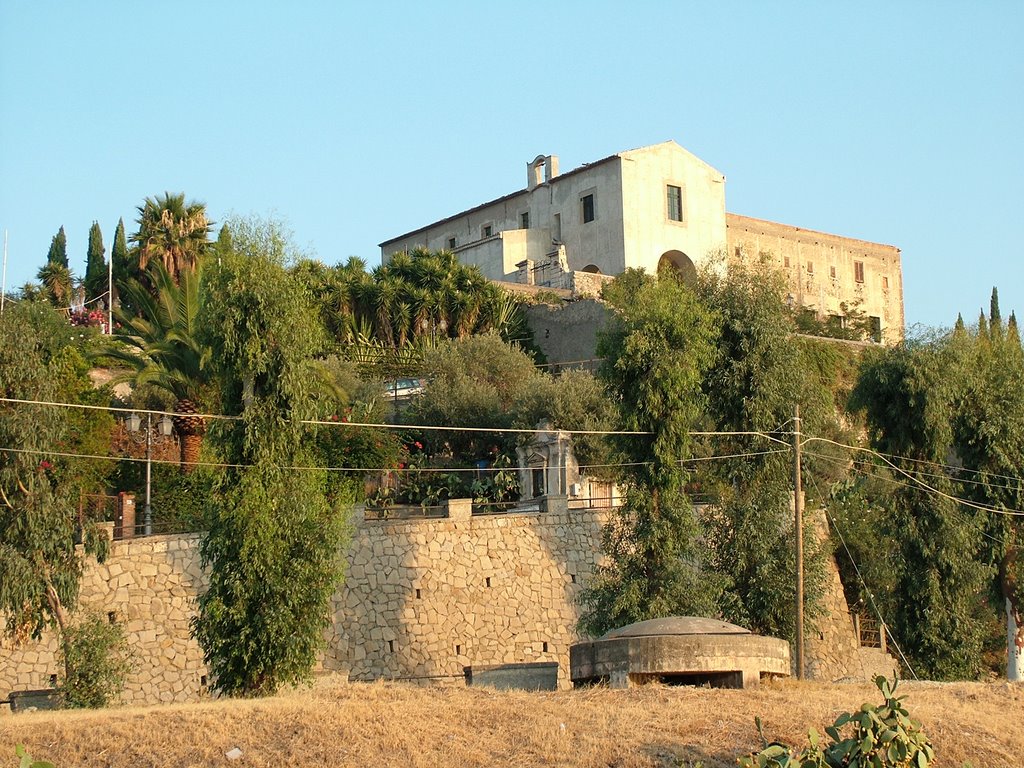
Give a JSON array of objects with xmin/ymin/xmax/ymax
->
[{"xmin": 1, "ymin": 1, "xmax": 1021, "ymax": 329}]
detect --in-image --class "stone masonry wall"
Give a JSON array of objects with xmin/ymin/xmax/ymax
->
[
  {"xmin": 803, "ymin": 512, "xmax": 899, "ymax": 682},
  {"xmin": 1, "ymin": 501, "xmax": 884, "ymax": 706},
  {"xmin": 1, "ymin": 504, "xmax": 605, "ymax": 703},
  {"xmin": 0, "ymin": 531, "xmax": 208, "ymax": 706},
  {"xmin": 327, "ymin": 501, "xmax": 605, "ymax": 687}
]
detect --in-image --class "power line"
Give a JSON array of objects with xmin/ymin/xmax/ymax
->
[
  {"xmin": 0, "ymin": 396, "xmax": 788, "ymax": 441},
  {"xmin": 806, "ymin": 448, "xmax": 1012, "ymax": 549},
  {"xmin": 823, "ymin": 500, "xmax": 919, "ymax": 681},
  {"xmin": 804, "ymin": 470, "xmax": 909, "ymax": 681},
  {"xmin": 802, "ymin": 437, "xmax": 1024, "ymax": 518},
  {"xmin": 0, "ymin": 444, "xmax": 792, "ymax": 476}
]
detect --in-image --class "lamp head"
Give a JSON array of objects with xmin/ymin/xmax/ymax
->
[{"xmin": 126, "ymin": 412, "xmax": 142, "ymax": 433}]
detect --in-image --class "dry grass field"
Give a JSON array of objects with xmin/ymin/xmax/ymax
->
[{"xmin": 1, "ymin": 677, "xmax": 1021, "ymax": 768}]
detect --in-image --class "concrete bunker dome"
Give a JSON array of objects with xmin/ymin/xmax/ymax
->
[{"xmin": 570, "ymin": 616, "xmax": 791, "ymax": 689}]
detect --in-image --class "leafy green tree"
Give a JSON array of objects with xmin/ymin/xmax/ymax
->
[
  {"xmin": 191, "ymin": 221, "xmax": 345, "ymax": 697},
  {"xmin": 312, "ymin": 356, "xmax": 405, "ymax": 505},
  {"xmin": 694, "ymin": 260, "xmax": 834, "ymax": 640},
  {"xmin": 0, "ymin": 302, "xmax": 111, "ymax": 651},
  {"xmin": 105, "ymin": 261, "xmax": 210, "ymax": 471},
  {"xmin": 408, "ymin": 333, "xmax": 544, "ymax": 461},
  {"xmin": 949, "ymin": 292, "xmax": 1024, "ymax": 679},
  {"xmin": 131, "ymin": 192, "xmax": 211, "ymax": 284},
  {"xmin": 83, "ymin": 222, "xmax": 107, "ymax": 306},
  {"xmin": 45, "ymin": 225, "xmax": 68, "ymax": 268},
  {"xmin": 851, "ymin": 333, "xmax": 992, "ymax": 679},
  {"xmin": 579, "ymin": 269, "xmax": 723, "ymax": 636}
]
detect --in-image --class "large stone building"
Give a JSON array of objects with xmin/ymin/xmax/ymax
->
[{"xmin": 380, "ymin": 141, "xmax": 904, "ymax": 343}]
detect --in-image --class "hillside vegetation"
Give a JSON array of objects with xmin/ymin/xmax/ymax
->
[{"xmin": 2, "ymin": 678, "xmax": 1021, "ymax": 768}]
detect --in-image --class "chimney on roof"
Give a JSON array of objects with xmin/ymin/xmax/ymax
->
[{"xmin": 527, "ymin": 154, "xmax": 559, "ymax": 190}]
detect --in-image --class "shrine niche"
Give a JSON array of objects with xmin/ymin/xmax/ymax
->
[{"xmin": 516, "ymin": 421, "xmax": 578, "ymax": 500}]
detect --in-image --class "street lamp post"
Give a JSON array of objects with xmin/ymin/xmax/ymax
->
[{"xmin": 125, "ymin": 411, "xmax": 173, "ymax": 535}]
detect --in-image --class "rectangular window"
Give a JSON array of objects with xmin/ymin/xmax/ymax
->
[
  {"xmin": 553, "ymin": 213, "xmax": 561, "ymax": 241},
  {"xmin": 581, "ymin": 194, "xmax": 595, "ymax": 223},
  {"xmin": 883, "ymin": 276, "xmax": 889, "ymax": 290},
  {"xmin": 869, "ymin": 316, "xmax": 882, "ymax": 343},
  {"xmin": 830, "ymin": 265, "xmax": 836, "ymax": 278},
  {"xmin": 784, "ymin": 256, "xmax": 790, "ymax": 268},
  {"xmin": 807, "ymin": 262, "xmax": 814, "ymax": 274},
  {"xmin": 855, "ymin": 261, "xmax": 865, "ymax": 283},
  {"xmin": 520, "ymin": 212, "xmax": 530, "ymax": 229},
  {"xmin": 666, "ymin": 185, "xmax": 683, "ymax": 222},
  {"xmin": 482, "ymin": 224, "xmax": 493, "ymax": 238},
  {"xmin": 447, "ymin": 237, "xmax": 456, "ymax": 250}
]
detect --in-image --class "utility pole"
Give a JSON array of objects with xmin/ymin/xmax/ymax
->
[
  {"xmin": 107, "ymin": 241, "xmax": 113, "ymax": 334},
  {"xmin": 793, "ymin": 404, "xmax": 805, "ymax": 679}
]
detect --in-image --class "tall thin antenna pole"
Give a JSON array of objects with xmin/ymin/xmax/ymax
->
[
  {"xmin": 793, "ymin": 404, "xmax": 805, "ymax": 680},
  {"xmin": 107, "ymin": 240, "xmax": 113, "ymax": 334},
  {"xmin": 1, "ymin": 229, "xmax": 8, "ymax": 316}
]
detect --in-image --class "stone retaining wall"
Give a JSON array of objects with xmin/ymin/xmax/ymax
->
[
  {"xmin": 0, "ymin": 532, "xmax": 207, "ymax": 706},
  {"xmin": 1, "ymin": 501, "xmax": 887, "ymax": 705}
]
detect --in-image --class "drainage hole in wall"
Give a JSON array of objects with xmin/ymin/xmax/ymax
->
[
  {"xmin": 201, "ymin": 675, "xmax": 207, "ymax": 687},
  {"xmin": 415, "ymin": 588, "xmax": 421, "ymax": 599},
  {"xmin": 570, "ymin": 574, "xmax": 576, "ymax": 583},
  {"xmin": 543, "ymin": 642, "xmax": 549, "ymax": 653},
  {"xmin": 49, "ymin": 674, "xmax": 58, "ymax": 686},
  {"xmin": 456, "ymin": 644, "xmax": 461, "ymax": 655},
  {"xmin": 107, "ymin": 611, "xmax": 117, "ymax": 624},
  {"xmin": 388, "ymin": 640, "xmax": 395, "ymax": 653},
  {"xmin": 485, "ymin": 577, "xmax": 491, "ymax": 588}
]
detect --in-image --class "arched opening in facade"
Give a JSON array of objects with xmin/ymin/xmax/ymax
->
[
  {"xmin": 657, "ymin": 250, "xmax": 697, "ymax": 284},
  {"xmin": 581, "ymin": 264, "xmax": 602, "ymax": 274}
]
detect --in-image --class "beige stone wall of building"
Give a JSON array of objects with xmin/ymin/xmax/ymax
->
[
  {"xmin": 726, "ymin": 214, "xmax": 904, "ymax": 343},
  {"xmin": 618, "ymin": 142, "xmax": 727, "ymax": 277}
]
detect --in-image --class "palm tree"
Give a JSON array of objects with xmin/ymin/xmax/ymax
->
[
  {"xmin": 105, "ymin": 261, "xmax": 209, "ymax": 471},
  {"xmin": 36, "ymin": 262, "xmax": 75, "ymax": 313},
  {"xmin": 131, "ymin": 192, "xmax": 211, "ymax": 284}
]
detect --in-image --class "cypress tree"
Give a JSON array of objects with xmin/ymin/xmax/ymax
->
[
  {"xmin": 990, "ymin": 287, "xmax": 1003, "ymax": 339},
  {"xmin": 46, "ymin": 226, "xmax": 68, "ymax": 268},
  {"xmin": 215, "ymin": 223, "xmax": 233, "ymax": 256},
  {"xmin": 110, "ymin": 218, "xmax": 130, "ymax": 306},
  {"xmin": 83, "ymin": 222, "xmax": 107, "ymax": 306},
  {"xmin": 1009, "ymin": 312, "xmax": 1020, "ymax": 346},
  {"xmin": 953, "ymin": 313, "xmax": 966, "ymax": 335}
]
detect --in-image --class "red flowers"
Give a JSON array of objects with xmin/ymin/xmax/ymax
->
[{"xmin": 37, "ymin": 460, "xmax": 53, "ymax": 472}]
